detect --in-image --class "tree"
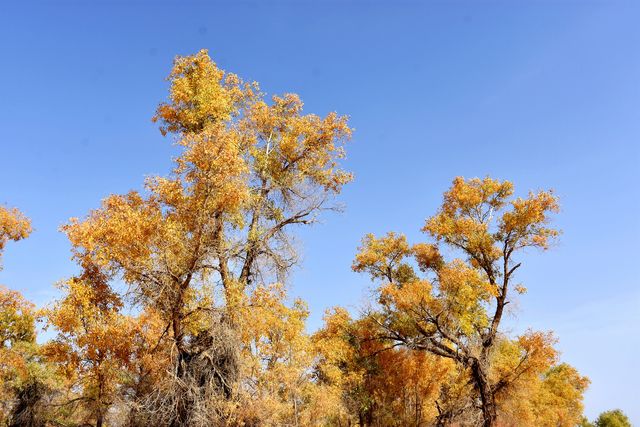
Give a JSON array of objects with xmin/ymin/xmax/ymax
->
[
  {"xmin": 43, "ymin": 266, "xmax": 137, "ymax": 427},
  {"xmin": 0, "ymin": 207, "xmax": 60, "ymax": 426},
  {"xmin": 352, "ymin": 176, "xmax": 582, "ymax": 427},
  {"xmin": 313, "ymin": 308, "xmax": 455, "ymax": 426},
  {"xmin": 0, "ymin": 285, "xmax": 41, "ymax": 426},
  {"xmin": 0, "ymin": 207, "xmax": 35, "ymax": 424},
  {"xmin": 494, "ymin": 343, "xmax": 589, "ymax": 426},
  {"xmin": 119, "ymin": 307, "xmax": 173, "ymax": 426},
  {"xmin": 62, "ymin": 49, "xmax": 352, "ymax": 425},
  {"xmin": 594, "ymin": 409, "xmax": 632, "ymax": 427},
  {"xmin": 0, "ymin": 206, "xmax": 31, "ymax": 269},
  {"xmin": 236, "ymin": 283, "xmax": 326, "ymax": 426}
]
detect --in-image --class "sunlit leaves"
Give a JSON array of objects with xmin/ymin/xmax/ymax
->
[
  {"xmin": 0, "ymin": 287, "xmax": 58, "ymax": 425},
  {"xmin": 0, "ymin": 286, "xmax": 38, "ymax": 407},
  {"xmin": 0, "ymin": 286, "xmax": 35, "ymax": 348},
  {"xmin": 351, "ymin": 176, "xmax": 577, "ymax": 425},
  {"xmin": 313, "ymin": 307, "xmax": 455, "ymax": 425},
  {"xmin": 153, "ymin": 49, "xmax": 256, "ymax": 135},
  {"xmin": 0, "ymin": 206, "xmax": 31, "ymax": 269},
  {"xmin": 352, "ymin": 232, "xmax": 414, "ymax": 283},
  {"xmin": 42, "ymin": 276, "xmax": 135, "ymax": 424},
  {"xmin": 499, "ymin": 190, "xmax": 560, "ymax": 250}
]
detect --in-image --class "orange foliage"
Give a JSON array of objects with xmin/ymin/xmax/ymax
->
[{"xmin": 351, "ymin": 177, "xmax": 585, "ymax": 426}]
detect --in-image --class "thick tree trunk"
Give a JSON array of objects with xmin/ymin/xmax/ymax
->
[
  {"xmin": 471, "ymin": 359, "xmax": 497, "ymax": 427},
  {"xmin": 168, "ymin": 313, "xmax": 240, "ymax": 427},
  {"xmin": 8, "ymin": 380, "xmax": 46, "ymax": 427},
  {"xmin": 358, "ymin": 412, "xmax": 365, "ymax": 427}
]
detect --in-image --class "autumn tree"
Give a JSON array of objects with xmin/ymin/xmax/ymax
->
[
  {"xmin": 0, "ymin": 207, "xmax": 59, "ymax": 426},
  {"xmin": 234, "ymin": 283, "xmax": 325, "ymax": 425},
  {"xmin": 0, "ymin": 206, "xmax": 35, "ymax": 424},
  {"xmin": 0, "ymin": 285, "xmax": 42, "ymax": 426},
  {"xmin": 120, "ymin": 308, "xmax": 173, "ymax": 425},
  {"xmin": 42, "ymin": 266, "xmax": 138, "ymax": 427},
  {"xmin": 0, "ymin": 206, "xmax": 31, "ymax": 269},
  {"xmin": 313, "ymin": 308, "xmax": 456, "ymax": 426},
  {"xmin": 352, "ymin": 177, "xmax": 586, "ymax": 427},
  {"xmin": 62, "ymin": 49, "xmax": 352, "ymax": 425},
  {"xmin": 491, "ymin": 337, "xmax": 589, "ymax": 426},
  {"xmin": 313, "ymin": 308, "xmax": 381, "ymax": 425}
]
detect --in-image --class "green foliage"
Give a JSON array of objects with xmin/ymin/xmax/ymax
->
[{"xmin": 594, "ymin": 409, "xmax": 632, "ymax": 427}]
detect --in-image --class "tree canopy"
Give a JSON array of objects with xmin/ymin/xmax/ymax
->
[{"xmin": 0, "ymin": 51, "xmax": 623, "ymax": 427}]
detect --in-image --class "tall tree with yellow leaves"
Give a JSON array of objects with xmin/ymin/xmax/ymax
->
[
  {"xmin": 0, "ymin": 207, "xmax": 59, "ymax": 426},
  {"xmin": 0, "ymin": 285, "xmax": 41, "ymax": 426},
  {"xmin": 0, "ymin": 206, "xmax": 34, "ymax": 424},
  {"xmin": 43, "ymin": 265, "xmax": 137, "ymax": 427},
  {"xmin": 352, "ymin": 177, "xmax": 585, "ymax": 427},
  {"xmin": 62, "ymin": 49, "xmax": 352, "ymax": 425}
]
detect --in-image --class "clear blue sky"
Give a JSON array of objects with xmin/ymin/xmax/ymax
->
[{"xmin": 1, "ymin": 0, "xmax": 638, "ymax": 422}]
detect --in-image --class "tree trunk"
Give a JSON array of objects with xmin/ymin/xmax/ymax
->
[
  {"xmin": 9, "ymin": 380, "xmax": 46, "ymax": 427},
  {"xmin": 170, "ymin": 310, "xmax": 190, "ymax": 427},
  {"xmin": 471, "ymin": 359, "xmax": 497, "ymax": 427}
]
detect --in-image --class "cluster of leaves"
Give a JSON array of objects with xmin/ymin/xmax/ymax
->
[
  {"xmin": 0, "ymin": 207, "xmax": 31, "ymax": 269},
  {"xmin": 581, "ymin": 409, "xmax": 633, "ymax": 427},
  {"xmin": 0, "ymin": 51, "xmax": 628, "ymax": 427}
]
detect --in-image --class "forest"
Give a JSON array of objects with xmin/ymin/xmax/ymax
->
[{"xmin": 0, "ymin": 51, "xmax": 631, "ymax": 427}]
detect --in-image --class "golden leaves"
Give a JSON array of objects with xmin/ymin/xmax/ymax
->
[
  {"xmin": 533, "ymin": 363, "xmax": 590, "ymax": 426},
  {"xmin": 62, "ymin": 191, "xmax": 164, "ymax": 278},
  {"xmin": 352, "ymin": 232, "xmax": 413, "ymax": 282},
  {"xmin": 234, "ymin": 283, "xmax": 323, "ymax": 425},
  {"xmin": 247, "ymin": 93, "xmax": 352, "ymax": 194},
  {"xmin": 491, "ymin": 332, "xmax": 588, "ymax": 426},
  {"xmin": 65, "ymin": 49, "xmax": 354, "ymax": 322},
  {"xmin": 413, "ymin": 242, "xmax": 443, "ymax": 271},
  {"xmin": 16, "ymin": 46, "xmax": 586, "ymax": 426},
  {"xmin": 515, "ymin": 284, "xmax": 527, "ymax": 294},
  {"xmin": 0, "ymin": 286, "xmax": 45, "ymax": 419},
  {"xmin": 313, "ymin": 306, "xmax": 455, "ymax": 426},
  {"xmin": 240, "ymin": 282, "xmax": 309, "ymax": 352},
  {"xmin": 0, "ymin": 206, "xmax": 32, "ymax": 269},
  {"xmin": 442, "ymin": 176, "xmax": 514, "ymax": 216},
  {"xmin": 381, "ymin": 279, "xmax": 434, "ymax": 313},
  {"xmin": 157, "ymin": 49, "xmax": 353, "ymax": 197},
  {"xmin": 423, "ymin": 176, "xmax": 560, "ymax": 268},
  {"xmin": 174, "ymin": 121, "xmax": 251, "ymax": 217},
  {"xmin": 42, "ymin": 275, "xmax": 137, "ymax": 418},
  {"xmin": 0, "ymin": 285, "xmax": 36, "ymax": 348},
  {"xmin": 55, "ymin": 52, "xmax": 356, "ymax": 426},
  {"xmin": 438, "ymin": 260, "xmax": 493, "ymax": 332},
  {"xmin": 499, "ymin": 190, "xmax": 560, "ymax": 250},
  {"xmin": 153, "ymin": 49, "xmax": 257, "ymax": 135}
]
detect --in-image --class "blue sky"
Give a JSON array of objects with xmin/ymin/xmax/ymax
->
[{"xmin": 1, "ymin": 0, "xmax": 638, "ymax": 422}]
